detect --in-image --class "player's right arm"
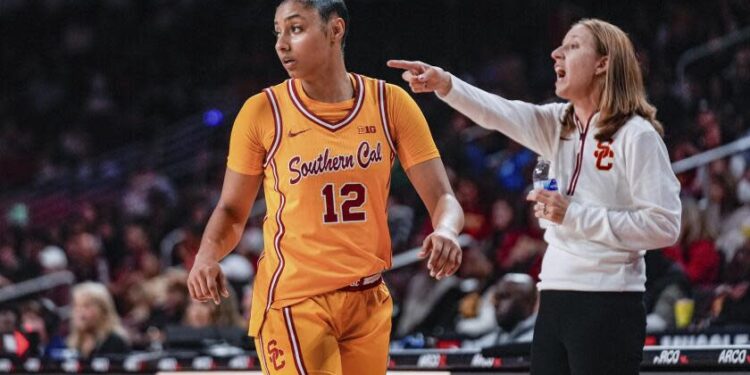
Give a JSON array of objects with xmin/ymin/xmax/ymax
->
[
  {"xmin": 188, "ymin": 95, "xmax": 270, "ymax": 305},
  {"xmin": 188, "ymin": 170, "xmax": 262, "ymax": 305}
]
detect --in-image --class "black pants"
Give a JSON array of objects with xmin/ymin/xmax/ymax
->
[{"xmin": 530, "ymin": 290, "xmax": 646, "ymax": 375}]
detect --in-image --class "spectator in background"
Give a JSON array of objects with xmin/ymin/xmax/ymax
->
[
  {"xmin": 65, "ymin": 232, "xmax": 109, "ymax": 283},
  {"xmin": 462, "ymin": 273, "xmax": 537, "ymax": 348},
  {"xmin": 395, "ymin": 264, "xmax": 462, "ymax": 338},
  {"xmin": 717, "ymin": 167, "xmax": 750, "ymax": 263},
  {"xmin": 387, "ymin": 196, "xmax": 415, "ymax": 254},
  {"xmin": 396, "ymin": 244, "xmax": 470, "ymax": 338},
  {"xmin": 147, "ymin": 271, "xmax": 190, "ymax": 330},
  {"xmin": 484, "ymin": 197, "xmax": 523, "ymax": 269},
  {"xmin": 19, "ymin": 300, "xmax": 65, "ymax": 358},
  {"xmin": 130, "ymin": 271, "xmax": 191, "ymax": 349},
  {"xmin": 37, "ymin": 246, "xmax": 71, "ymax": 307},
  {"xmin": 38, "ymin": 245, "xmax": 68, "ymax": 273},
  {"xmin": 110, "ymin": 223, "xmax": 160, "ymax": 299},
  {"xmin": 121, "ymin": 167, "xmax": 177, "ymax": 220},
  {"xmin": 0, "ymin": 304, "xmax": 34, "ymax": 357},
  {"xmin": 219, "ymin": 253, "xmax": 254, "ymax": 299},
  {"xmin": 172, "ymin": 224, "xmax": 202, "ymax": 271},
  {"xmin": 0, "ymin": 244, "xmax": 21, "ymax": 286},
  {"xmin": 643, "ymin": 251, "xmax": 692, "ymax": 332},
  {"xmin": 455, "ymin": 178, "xmax": 492, "ymax": 241},
  {"xmin": 183, "ymin": 287, "xmax": 244, "ymax": 329},
  {"xmin": 17, "ymin": 232, "xmax": 45, "ymax": 281},
  {"xmin": 672, "ymin": 142, "xmax": 702, "ymax": 196},
  {"xmin": 67, "ymin": 282, "xmax": 129, "ymax": 358},
  {"xmin": 710, "ymin": 240, "xmax": 750, "ymax": 327},
  {"xmin": 455, "ymin": 240, "xmax": 496, "ymax": 337},
  {"xmin": 663, "ymin": 198, "xmax": 720, "ymax": 288},
  {"xmin": 695, "ymin": 106, "xmax": 722, "ymax": 150},
  {"xmin": 704, "ymin": 169, "xmax": 740, "ymax": 238},
  {"xmin": 120, "ymin": 282, "xmax": 154, "ymax": 349},
  {"xmin": 487, "ymin": 197, "xmax": 546, "ymax": 280}
]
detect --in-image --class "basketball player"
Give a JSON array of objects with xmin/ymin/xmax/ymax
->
[{"xmin": 187, "ymin": 1, "xmax": 464, "ymax": 374}]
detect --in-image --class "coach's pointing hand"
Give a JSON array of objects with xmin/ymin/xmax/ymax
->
[
  {"xmin": 188, "ymin": 253, "xmax": 230, "ymax": 305},
  {"xmin": 420, "ymin": 227, "xmax": 462, "ymax": 280},
  {"xmin": 387, "ymin": 60, "xmax": 452, "ymax": 96}
]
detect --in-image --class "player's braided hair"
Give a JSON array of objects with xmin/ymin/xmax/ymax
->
[{"xmin": 280, "ymin": 0, "xmax": 349, "ymax": 51}]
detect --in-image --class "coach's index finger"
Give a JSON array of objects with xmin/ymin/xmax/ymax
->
[{"xmin": 387, "ymin": 60, "xmax": 425, "ymax": 74}]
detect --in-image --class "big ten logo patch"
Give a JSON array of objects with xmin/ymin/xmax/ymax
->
[
  {"xmin": 593, "ymin": 141, "xmax": 614, "ymax": 171},
  {"xmin": 267, "ymin": 340, "xmax": 286, "ymax": 370},
  {"xmin": 358, "ymin": 126, "xmax": 377, "ymax": 134}
]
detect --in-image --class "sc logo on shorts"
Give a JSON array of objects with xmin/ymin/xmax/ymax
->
[{"xmin": 267, "ymin": 339, "xmax": 286, "ymax": 370}]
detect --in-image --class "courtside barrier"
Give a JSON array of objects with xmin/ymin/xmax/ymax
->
[{"xmin": 2, "ymin": 345, "xmax": 749, "ymax": 373}]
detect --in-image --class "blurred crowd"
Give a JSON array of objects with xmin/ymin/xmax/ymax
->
[{"xmin": 2, "ymin": 0, "xmax": 750, "ymax": 359}]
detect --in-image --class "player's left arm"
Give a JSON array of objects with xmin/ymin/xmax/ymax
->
[
  {"xmin": 387, "ymin": 82, "xmax": 464, "ymax": 279},
  {"xmin": 406, "ymin": 160, "xmax": 464, "ymax": 279}
]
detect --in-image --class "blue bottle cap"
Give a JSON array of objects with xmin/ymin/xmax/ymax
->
[{"xmin": 547, "ymin": 179, "xmax": 558, "ymax": 191}]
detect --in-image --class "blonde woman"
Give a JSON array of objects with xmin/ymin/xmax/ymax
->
[
  {"xmin": 390, "ymin": 18, "xmax": 681, "ymax": 375},
  {"xmin": 67, "ymin": 282, "xmax": 129, "ymax": 358}
]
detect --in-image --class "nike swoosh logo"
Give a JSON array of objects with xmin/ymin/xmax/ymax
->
[{"xmin": 288, "ymin": 128, "xmax": 311, "ymax": 137}]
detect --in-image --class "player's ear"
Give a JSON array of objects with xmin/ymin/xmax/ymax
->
[{"xmin": 330, "ymin": 17, "xmax": 345, "ymax": 46}]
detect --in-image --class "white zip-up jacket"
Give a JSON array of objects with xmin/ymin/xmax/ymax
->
[{"xmin": 439, "ymin": 75, "xmax": 681, "ymax": 292}]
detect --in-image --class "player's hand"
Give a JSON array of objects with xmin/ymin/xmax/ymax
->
[
  {"xmin": 419, "ymin": 227, "xmax": 462, "ymax": 280},
  {"xmin": 187, "ymin": 253, "xmax": 230, "ymax": 305},
  {"xmin": 387, "ymin": 60, "xmax": 452, "ymax": 96},
  {"xmin": 527, "ymin": 189, "xmax": 569, "ymax": 224}
]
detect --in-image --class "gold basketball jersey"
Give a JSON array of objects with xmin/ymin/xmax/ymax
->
[{"xmin": 227, "ymin": 73, "xmax": 439, "ymax": 336}]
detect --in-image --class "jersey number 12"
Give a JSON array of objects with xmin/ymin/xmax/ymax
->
[{"xmin": 321, "ymin": 183, "xmax": 367, "ymax": 223}]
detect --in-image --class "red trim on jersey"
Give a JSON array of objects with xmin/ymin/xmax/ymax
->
[
  {"xmin": 283, "ymin": 307, "xmax": 308, "ymax": 375},
  {"xmin": 287, "ymin": 73, "xmax": 365, "ymax": 132},
  {"xmin": 257, "ymin": 331, "xmax": 271, "ymax": 375},
  {"xmin": 377, "ymin": 80, "xmax": 397, "ymax": 155},
  {"xmin": 265, "ymin": 159, "xmax": 287, "ymax": 311},
  {"xmin": 566, "ymin": 114, "xmax": 594, "ymax": 196},
  {"xmin": 263, "ymin": 88, "xmax": 283, "ymax": 168}
]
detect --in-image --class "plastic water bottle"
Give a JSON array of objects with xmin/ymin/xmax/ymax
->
[{"xmin": 532, "ymin": 157, "xmax": 558, "ymax": 228}]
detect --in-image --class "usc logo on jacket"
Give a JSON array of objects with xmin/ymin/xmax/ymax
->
[{"xmin": 594, "ymin": 141, "xmax": 614, "ymax": 171}]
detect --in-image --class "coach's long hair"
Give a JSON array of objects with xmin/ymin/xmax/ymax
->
[{"xmin": 560, "ymin": 19, "xmax": 663, "ymax": 142}]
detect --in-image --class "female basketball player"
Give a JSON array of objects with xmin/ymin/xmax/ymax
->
[{"xmin": 188, "ymin": 1, "xmax": 464, "ymax": 374}]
